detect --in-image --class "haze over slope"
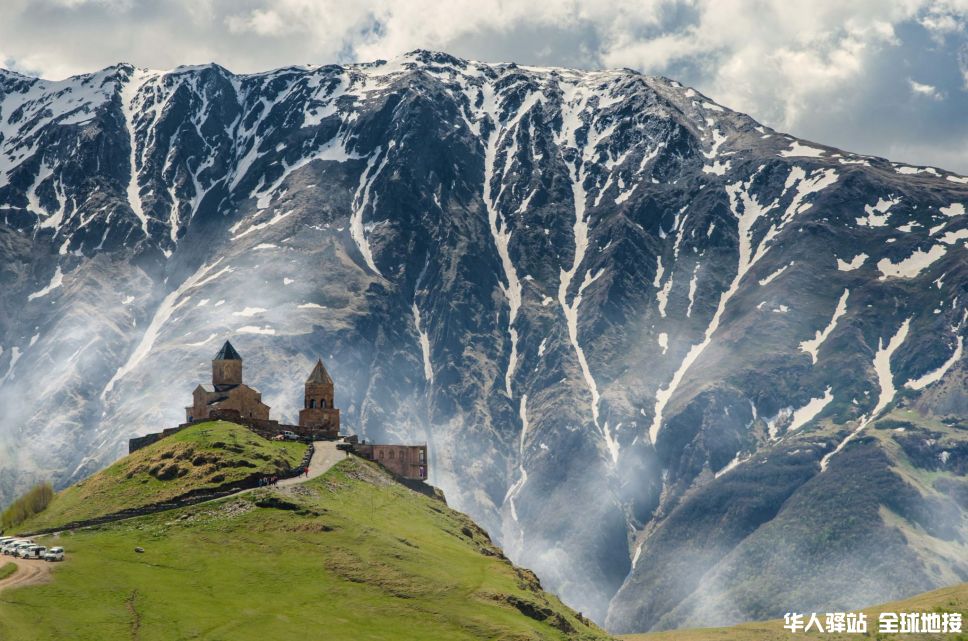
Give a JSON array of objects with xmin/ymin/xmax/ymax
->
[{"xmin": 0, "ymin": 50, "xmax": 965, "ymax": 630}]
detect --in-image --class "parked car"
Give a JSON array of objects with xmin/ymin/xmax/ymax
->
[
  {"xmin": 5, "ymin": 540, "xmax": 31, "ymax": 556},
  {"xmin": 44, "ymin": 547, "xmax": 65, "ymax": 562},
  {"xmin": 282, "ymin": 430, "xmax": 300, "ymax": 441},
  {"xmin": 11, "ymin": 541, "xmax": 34, "ymax": 557},
  {"xmin": 21, "ymin": 545, "xmax": 46, "ymax": 560}
]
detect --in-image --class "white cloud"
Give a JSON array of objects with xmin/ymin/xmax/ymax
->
[
  {"xmin": 226, "ymin": 9, "xmax": 289, "ymax": 37},
  {"xmin": 909, "ymin": 78, "xmax": 944, "ymax": 99}
]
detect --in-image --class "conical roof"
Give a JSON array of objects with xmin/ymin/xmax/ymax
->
[
  {"xmin": 213, "ymin": 340, "xmax": 242, "ymax": 361},
  {"xmin": 306, "ymin": 358, "xmax": 333, "ymax": 385}
]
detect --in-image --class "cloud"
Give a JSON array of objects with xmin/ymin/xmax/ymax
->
[
  {"xmin": 909, "ymin": 78, "xmax": 945, "ymax": 99},
  {"xmin": 0, "ymin": 0, "xmax": 967, "ymax": 172}
]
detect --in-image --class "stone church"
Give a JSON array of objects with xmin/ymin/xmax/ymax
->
[
  {"xmin": 185, "ymin": 340, "xmax": 339, "ymax": 435},
  {"xmin": 186, "ymin": 341, "xmax": 271, "ymax": 423}
]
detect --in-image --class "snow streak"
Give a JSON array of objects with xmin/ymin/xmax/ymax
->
[
  {"xmin": 555, "ymin": 81, "xmax": 618, "ymax": 463},
  {"xmin": 350, "ymin": 144, "xmax": 392, "ymax": 277},
  {"xmin": 504, "ymin": 394, "xmax": 530, "ymax": 523},
  {"xmin": 820, "ymin": 318, "xmax": 911, "ymax": 471},
  {"xmin": 788, "ymin": 386, "xmax": 834, "ymax": 432},
  {"xmin": 799, "ymin": 289, "xmax": 849, "ymax": 364},
  {"xmin": 476, "ymin": 84, "xmax": 538, "ymax": 399},
  {"xmin": 101, "ymin": 258, "xmax": 231, "ymax": 399},
  {"xmin": 905, "ymin": 335, "xmax": 963, "ymax": 390},
  {"xmin": 412, "ymin": 301, "xmax": 434, "ymax": 384},
  {"xmin": 650, "ymin": 167, "xmax": 839, "ymax": 444},
  {"xmin": 121, "ymin": 69, "xmax": 158, "ymax": 237}
]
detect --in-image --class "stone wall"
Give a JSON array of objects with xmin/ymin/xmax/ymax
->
[
  {"xmin": 350, "ymin": 442, "xmax": 428, "ymax": 480},
  {"xmin": 129, "ymin": 411, "xmax": 339, "ymax": 454}
]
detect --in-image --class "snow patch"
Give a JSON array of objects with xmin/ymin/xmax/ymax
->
[
  {"xmin": 412, "ymin": 301, "xmax": 433, "ymax": 384},
  {"xmin": 788, "ymin": 387, "xmax": 834, "ymax": 432},
  {"xmin": 856, "ymin": 197, "xmax": 900, "ymax": 227},
  {"xmin": 940, "ymin": 203, "xmax": 965, "ymax": 218},
  {"xmin": 780, "ymin": 141, "xmax": 825, "ymax": 158},
  {"xmin": 836, "ymin": 253, "xmax": 867, "ymax": 271},
  {"xmin": 799, "ymin": 289, "xmax": 849, "ymax": 364},
  {"xmin": 877, "ymin": 245, "xmax": 947, "ymax": 279},
  {"xmin": 657, "ymin": 332, "xmax": 668, "ymax": 355},
  {"xmin": 758, "ymin": 262, "xmax": 791, "ymax": 286},
  {"xmin": 27, "ymin": 266, "xmax": 64, "ymax": 301},
  {"xmin": 940, "ymin": 228, "xmax": 968, "ymax": 245},
  {"xmin": 905, "ymin": 336, "xmax": 963, "ymax": 390}
]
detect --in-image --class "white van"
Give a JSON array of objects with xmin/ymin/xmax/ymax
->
[
  {"xmin": 21, "ymin": 545, "xmax": 46, "ymax": 560},
  {"xmin": 44, "ymin": 547, "xmax": 64, "ymax": 562}
]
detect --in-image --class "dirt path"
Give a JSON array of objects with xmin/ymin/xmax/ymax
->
[
  {"xmin": 278, "ymin": 441, "xmax": 346, "ymax": 487},
  {"xmin": 0, "ymin": 558, "xmax": 52, "ymax": 594}
]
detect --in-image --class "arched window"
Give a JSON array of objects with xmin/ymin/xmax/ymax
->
[
  {"xmin": 321, "ymin": 400, "xmax": 327, "ymax": 408},
  {"xmin": 309, "ymin": 399, "xmax": 316, "ymax": 409}
]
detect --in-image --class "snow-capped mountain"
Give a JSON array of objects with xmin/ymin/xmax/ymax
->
[{"xmin": 0, "ymin": 50, "xmax": 966, "ymax": 631}]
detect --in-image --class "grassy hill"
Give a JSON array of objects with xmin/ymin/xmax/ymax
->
[
  {"xmin": 621, "ymin": 583, "xmax": 968, "ymax": 641},
  {"xmin": 19, "ymin": 421, "xmax": 306, "ymax": 532},
  {"xmin": 0, "ymin": 454, "xmax": 611, "ymax": 640}
]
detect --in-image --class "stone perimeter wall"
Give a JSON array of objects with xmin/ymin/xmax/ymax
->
[{"xmin": 129, "ymin": 410, "xmax": 339, "ymax": 454}]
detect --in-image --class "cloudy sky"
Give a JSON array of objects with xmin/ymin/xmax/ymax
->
[{"xmin": 2, "ymin": 0, "xmax": 968, "ymax": 172}]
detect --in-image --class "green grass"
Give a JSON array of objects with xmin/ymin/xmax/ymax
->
[
  {"xmin": 620, "ymin": 583, "xmax": 968, "ymax": 641},
  {"xmin": 0, "ymin": 457, "xmax": 611, "ymax": 641},
  {"xmin": 0, "ymin": 563, "xmax": 16, "ymax": 581},
  {"xmin": 20, "ymin": 421, "xmax": 306, "ymax": 532}
]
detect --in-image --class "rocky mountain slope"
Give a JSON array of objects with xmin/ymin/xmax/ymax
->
[{"xmin": 0, "ymin": 50, "xmax": 965, "ymax": 631}]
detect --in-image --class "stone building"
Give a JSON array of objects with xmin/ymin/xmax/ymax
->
[
  {"xmin": 185, "ymin": 341, "xmax": 271, "ymax": 423},
  {"xmin": 352, "ymin": 442, "xmax": 428, "ymax": 480},
  {"xmin": 298, "ymin": 359, "xmax": 340, "ymax": 435}
]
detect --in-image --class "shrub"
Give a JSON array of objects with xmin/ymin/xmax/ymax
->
[{"xmin": 1, "ymin": 482, "xmax": 55, "ymax": 531}]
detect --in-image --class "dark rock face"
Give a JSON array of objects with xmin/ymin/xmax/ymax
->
[{"xmin": 1, "ymin": 51, "xmax": 966, "ymax": 630}]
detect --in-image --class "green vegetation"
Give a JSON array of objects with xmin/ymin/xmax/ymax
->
[
  {"xmin": 20, "ymin": 421, "xmax": 306, "ymax": 532},
  {"xmin": 0, "ymin": 563, "xmax": 16, "ymax": 581},
  {"xmin": 620, "ymin": 583, "xmax": 968, "ymax": 641},
  {"xmin": 0, "ymin": 457, "xmax": 609, "ymax": 641},
  {"xmin": 1, "ymin": 482, "xmax": 54, "ymax": 530}
]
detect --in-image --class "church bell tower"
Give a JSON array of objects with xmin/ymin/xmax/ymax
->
[
  {"xmin": 298, "ymin": 358, "xmax": 340, "ymax": 435},
  {"xmin": 212, "ymin": 340, "xmax": 243, "ymax": 388}
]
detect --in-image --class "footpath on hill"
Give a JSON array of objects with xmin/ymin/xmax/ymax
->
[
  {"xmin": 0, "ymin": 559, "xmax": 51, "ymax": 594},
  {"xmin": 279, "ymin": 441, "xmax": 345, "ymax": 487}
]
